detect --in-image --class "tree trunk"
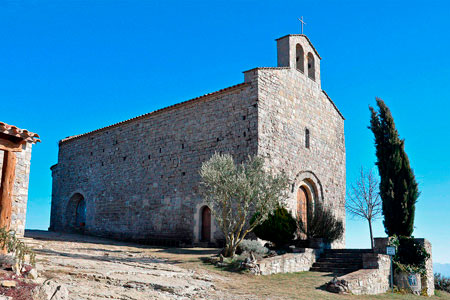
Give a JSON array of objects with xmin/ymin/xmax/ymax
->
[
  {"xmin": 223, "ymin": 241, "xmax": 238, "ymax": 257},
  {"xmin": 368, "ymin": 218, "xmax": 374, "ymax": 249},
  {"xmin": 0, "ymin": 151, "xmax": 16, "ymax": 231}
]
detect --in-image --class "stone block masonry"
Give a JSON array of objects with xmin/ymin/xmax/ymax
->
[
  {"xmin": 0, "ymin": 122, "xmax": 39, "ymax": 236},
  {"xmin": 50, "ymin": 34, "xmax": 346, "ymax": 247},
  {"xmin": 374, "ymin": 237, "xmax": 434, "ymax": 296},
  {"xmin": 338, "ymin": 253, "xmax": 391, "ymax": 295},
  {"xmin": 51, "ymin": 83, "xmax": 259, "ymax": 244},
  {"xmin": 257, "ymin": 249, "xmax": 320, "ymax": 275}
]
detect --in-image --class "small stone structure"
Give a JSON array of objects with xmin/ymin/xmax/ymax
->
[
  {"xmin": 335, "ymin": 253, "xmax": 391, "ymax": 295},
  {"xmin": 330, "ymin": 238, "xmax": 434, "ymax": 296},
  {"xmin": 373, "ymin": 237, "xmax": 434, "ymax": 296},
  {"xmin": 0, "ymin": 122, "xmax": 40, "ymax": 235},
  {"xmin": 256, "ymin": 249, "xmax": 320, "ymax": 275},
  {"xmin": 50, "ymin": 34, "xmax": 346, "ymax": 247}
]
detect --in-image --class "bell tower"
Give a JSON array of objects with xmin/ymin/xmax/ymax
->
[{"xmin": 276, "ymin": 34, "xmax": 321, "ymax": 86}]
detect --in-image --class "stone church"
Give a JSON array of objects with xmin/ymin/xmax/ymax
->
[{"xmin": 50, "ymin": 34, "xmax": 346, "ymax": 247}]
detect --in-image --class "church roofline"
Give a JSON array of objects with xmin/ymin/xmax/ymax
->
[
  {"xmin": 322, "ymin": 90, "xmax": 345, "ymax": 120},
  {"xmin": 59, "ymin": 82, "xmax": 250, "ymax": 145},
  {"xmin": 275, "ymin": 34, "xmax": 321, "ymax": 60},
  {"xmin": 242, "ymin": 67, "xmax": 290, "ymax": 73}
]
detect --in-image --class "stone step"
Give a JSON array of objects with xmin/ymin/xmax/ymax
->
[
  {"xmin": 324, "ymin": 249, "xmax": 372, "ymax": 254},
  {"xmin": 312, "ymin": 262, "xmax": 363, "ymax": 269},
  {"xmin": 309, "ymin": 266, "xmax": 360, "ymax": 274},
  {"xmin": 322, "ymin": 253, "xmax": 365, "ymax": 259},
  {"xmin": 316, "ymin": 257, "xmax": 362, "ymax": 264},
  {"xmin": 193, "ymin": 242, "xmax": 214, "ymax": 248}
]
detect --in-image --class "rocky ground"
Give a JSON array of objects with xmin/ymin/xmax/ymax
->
[
  {"xmin": 17, "ymin": 231, "xmax": 450, "ymax": 300},
  {"xmin": 23, "ymin": 230, "xmax": 225, "ymax": 300}
]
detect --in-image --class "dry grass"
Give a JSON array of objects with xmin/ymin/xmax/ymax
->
[
  {"xmin": 158, "ymin": 248, "xmax": 450, "ymax": 300},
  {"xmin": 24, "ymin": 231, "xmax": 450, "ymax": 300}
]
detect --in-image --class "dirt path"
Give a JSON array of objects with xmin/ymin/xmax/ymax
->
[{"xmin": 23, "ymin": 230, "xmax": 230, "ymax": 300}]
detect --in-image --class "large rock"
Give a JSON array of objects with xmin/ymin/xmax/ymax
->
[
  {"xmin": 32, "ymin": 280, "xmax": 69, "ymax": 300},
  {"xmin": 326, "ymin": 276, "xmax": 350, "ymax": 294}
]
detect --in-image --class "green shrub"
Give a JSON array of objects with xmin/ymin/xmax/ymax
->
[
  {"xmin": 237, "ymin": 239, "xmax": 268, "ymax": 255},
  {"xmin": 435, "ymin": 273, "xmax": 450, "ymax": 293},
  {"xmin": 298, "ymin": 202, "xmax": 344, "ymax": 243},
  {"xmin": 252, "ymin": 207, "xmax": 297, "ymax": 247},
  {"xmin": 389, "ymin": 235, "xmax": 430, "ymax": 275}
]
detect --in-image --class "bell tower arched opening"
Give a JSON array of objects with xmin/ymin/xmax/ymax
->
[
  {"xmin": 295, "ymin": 44, "xmax": 305, "ymax": 72},
  {"xmin": 307, "ymin": 52, "xmax": 315, "ymax": 80}
]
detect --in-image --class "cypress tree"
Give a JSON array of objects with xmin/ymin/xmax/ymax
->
[{"xmin": 369, "ymin": 98, "xmax": 419, "ymax": 237}]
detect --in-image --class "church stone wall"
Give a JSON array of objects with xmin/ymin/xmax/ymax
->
[
  {"xmin": 0, "ymin": 143, "xmax": 33, "ymax": 236},
  {"xmin": 50, "ymin": 34, "xmax": 346, "ymax": 247},
  {"xmin": 50, "ymin": 83, "xmax": 258, "ymax": 244},
  {"xmin": 245, "ymin": 67, "xmax": 346, "ymax": 247}
]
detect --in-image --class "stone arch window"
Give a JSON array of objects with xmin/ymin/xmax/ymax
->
[
  {"xmin": 307, "ymin": 52, "xmax": 315, "ymax": 80},
  {"xmin": 65, "ymin": 193, "xmax": 87, "ymax": 232},
  {"xmin": 295, "ymin": 44, "xmax": 305, "ymax": 73},
  {"xmin": 200, "ymin": 205, "xmax": 211, "ymax": 242},
  {"xmin": 305, "ymin": 128, "xmax": 310, "ymax": 149}
]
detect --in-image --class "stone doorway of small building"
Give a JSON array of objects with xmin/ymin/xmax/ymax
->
[
  {"xmin": 65, "ymin": 193, "xmax": 86, "ymax": 232},
  {"xmin": 297, "ymin": 185, "xmax": 312, "ymax": 239},
  {"xmin": 200, "ymin": 206, "xmax": 211, "ymax": 242}
]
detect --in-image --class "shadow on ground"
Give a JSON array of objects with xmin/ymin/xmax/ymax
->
[{"xmin": 26, "ymin": 230, "xmax": 219, "ymax": 265}]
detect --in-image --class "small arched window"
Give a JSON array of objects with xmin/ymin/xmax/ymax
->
[
  {"xmin": 305, "ymin": 128, "xmax": 310, "ymax": 149},
  {"xmin": 307, "ymin": 53, "xmax": 315, "ymax": 80},
  {"xmin": 296, "ymin": 44, "xmax": 304, "ymax": 73}
]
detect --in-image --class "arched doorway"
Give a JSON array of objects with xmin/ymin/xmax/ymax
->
[
  {"xmin": 66, "ymin": 193, "xmax": 86, "ymax": 232},
  {"xmin": 75, "ymin": 198, "xmax": 86, "ymax": 228},
  {"xmin": 201, "ymin": 206, "xmax": 211, "ymax": 242},
  {"xmin": 297, "ymin": 186, "xmax": 311, "ymax": 238}
]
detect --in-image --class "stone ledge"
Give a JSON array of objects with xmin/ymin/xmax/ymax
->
[
  {"xmin": 257, "ymin": 248, "xmax": 320, "ymax": 276},
  {"xmin": 337, "ymin": 254, "xmax": 391, "ymax": 295}
]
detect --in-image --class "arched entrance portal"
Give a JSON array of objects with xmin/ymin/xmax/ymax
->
[
  {"xmin": 201, "ymin": 206, "xmax": 211, "ymax": 242},
  {"xmin": 297, "ymin": 186, "xmax": 311, "ymax": 238},
  {"xmin": 66, "ymin": 193, "xmax": 86, "ymax": 232},
  {"xmin": 75, "ymin": 198, "xmax": 86, "ymax": 228}
]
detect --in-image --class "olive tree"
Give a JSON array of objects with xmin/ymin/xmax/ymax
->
[{"xmin": 200, "ymin": 153, "xmax": 289, "ymax": 257}]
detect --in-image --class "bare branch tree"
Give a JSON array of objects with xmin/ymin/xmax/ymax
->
[{"xmin": 346, "ymin": 167, "xmax": 382, "ymax": 249}]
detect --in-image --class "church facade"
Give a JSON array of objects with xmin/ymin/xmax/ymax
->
[{"xmin": 50, "ymin": 34, "xmax": 346, "ymax": 247}]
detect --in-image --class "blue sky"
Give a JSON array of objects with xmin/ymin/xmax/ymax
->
[{"xmin": 1, "ymin": 0, "xmax": 449, "ymax": 263}]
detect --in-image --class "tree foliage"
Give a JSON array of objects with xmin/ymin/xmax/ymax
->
[
  {"xmin": 199, "ymin": 153, "xmax": 289, "ymax": 257},
  {"xmin": 346, "ymin": 167, "xmax": 382, "ymax": 249},
  {"xmin": 298, "ymin": 201, "xmax": 344, "ymax": 243},
  {"xmin": 252, "ymin": 207, "xmax": 297, "ymax": 247},
  {"xmin": 369, "ymin": 98, "xmax": 419, "ymax": 237}
]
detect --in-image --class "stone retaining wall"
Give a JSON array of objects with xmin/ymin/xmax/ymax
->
[
  {"xmin": 373, "ymin": 237, "xmax": 434, "ymax": 296},
  {"xmin": 339, "ymin": 253, "xmax": 391, "ymax": 295},
  {"xmin": 257, "ymin": 249, "xmax": 320, "ymax": 275}
]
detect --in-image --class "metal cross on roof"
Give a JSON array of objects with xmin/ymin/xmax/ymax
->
[{"xmin": 298, "ymin": 16, "xmax": 306, "ymax": 34}]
